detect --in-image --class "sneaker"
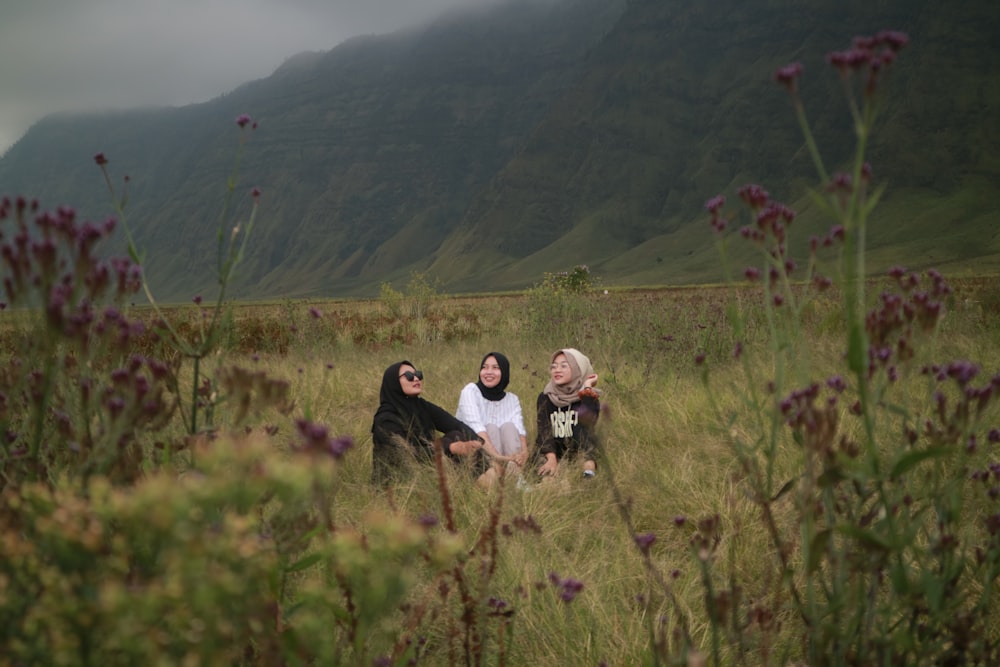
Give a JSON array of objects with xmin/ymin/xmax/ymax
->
[{"xmin": 582, "ymin": 469, "xmax": 595, "ymax": 479}]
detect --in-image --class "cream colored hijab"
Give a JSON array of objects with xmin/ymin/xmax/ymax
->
[{"xmin": 543, "ymin": 348, "xmax": 595, "ymax": 408}]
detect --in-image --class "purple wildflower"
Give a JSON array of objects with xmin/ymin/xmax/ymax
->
[
  {"xmin": 634, "ymin": 532, "xmax": 656, "ymax": 554},
  {"xmin": 106, "ymin": 396, "xmax": 126, "ymax": 417},
  {"xmin": 813, "ymin": 274, "xmax": 833, "ymax": 291},
  {"xmin": 774, "ymin": 62, "xmax": 803, "ymax": 92},
  {"xmin": 828, "ymin": 172, "xmax": 852, "ymax": 192},
  {"xmin": 945, "ymin": 360, "xmax": 979, "ymax": 387},
  {"xmin": 512, "ymin": 515, "xmax": 543, "ymax": 534},
  {"xmin": 488, "ymin": 597, "xmax": 509, "ymax": 612},
  {"xmin": 737, "ymin": 184, "xmax": 769, "ymax": 209},
  {"xmin": 558, "ymin": 578, "xmax": 584, "ymax": 603},
  {"xmin": 705, "ymin": 195, "xmax": 725, "ymax": 214},
  {"xmin": 294, "ymin": 418, "xmax": 353, "ymax": 460},
  {"xmin": 827, "ymin": 47, "xmax": 872, "ymax": 74},
  {"xmin": 876, "ymin": 30, "xmax": 909, "ymax": 51}
]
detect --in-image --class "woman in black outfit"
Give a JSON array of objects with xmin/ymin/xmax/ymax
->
[{"xmin": 371, "ymin": 360, "xmax": 488, "ymax": 487}]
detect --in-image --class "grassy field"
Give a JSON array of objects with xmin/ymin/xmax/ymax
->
[
  {"xmin": 259, "ymin": 278, "xmax": 1000, "ymax": 664},
  {"xmin": 3, "ymin": 274, "xmax": 1000, "ymax": 665}
]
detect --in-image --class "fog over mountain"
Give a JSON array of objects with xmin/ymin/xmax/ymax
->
[
  {"xmin": 1, "ymin": 0, "xmax": 997, "ymax": 302},
  {"xmin": 0, "ymin": 0, "xmax": 504, "ymax": 153}
]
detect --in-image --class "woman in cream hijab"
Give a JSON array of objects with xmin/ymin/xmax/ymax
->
[{"xmin": 535, "ymin": 348, "xmax": 601, "ymax": 478}]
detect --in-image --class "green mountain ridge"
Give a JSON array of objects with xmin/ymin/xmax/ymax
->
[
  {"xmin": 437, "ymin": 0, "xmax": 1000, "ymax": 290},
  {"xmin": 1, "ymin": 0, "xmax": 997, "ymax": 301}
]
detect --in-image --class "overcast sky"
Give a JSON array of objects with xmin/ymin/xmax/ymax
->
[{"xmin": 0, "ymin": 0, "xmax": 497, "ymax": 154}]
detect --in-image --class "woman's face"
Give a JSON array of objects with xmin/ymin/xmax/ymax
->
[
  {"xmin": 549, "ymin": 353, "xmax": 573, "ymax": 386},
  {"xmin": 398, "ymin": 364, "xmax": 423, "ymax": 397},
  {"xmin": 479, "ymin": 355, "xmax": 502, "ymax": 389}
]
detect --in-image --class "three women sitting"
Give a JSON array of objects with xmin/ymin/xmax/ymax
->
[{"xmin": 370, "ymin": 347, "xmax": 600, "ymax": 487}]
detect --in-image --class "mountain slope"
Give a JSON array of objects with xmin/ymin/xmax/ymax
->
[
  {"xmin": 0, "ymin": 0, "xmax": 997, "ymax": 301},
  {"xmin": 0, "ymin": 0, "xmax": 627, "ymax": 299},
  {"xmin": 435, "ymin": 0, "xmax": 1000, "ymax": 290}
]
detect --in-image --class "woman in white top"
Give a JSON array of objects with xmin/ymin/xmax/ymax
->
[{"xmin": 456, "ymin": 352, "xmax": 529, "ymax": 472}]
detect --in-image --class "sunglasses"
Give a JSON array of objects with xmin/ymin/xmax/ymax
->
[{"xmin": 399, "ymin": 370, "xmax": 424, "ymax": 382}]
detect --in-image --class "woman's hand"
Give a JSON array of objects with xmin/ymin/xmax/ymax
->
[
  {"xmin": 537, "ymin": 454, "xmax": 558, "ymax": 477},
  {"xmin": 479, "ymin": 435, "xmax": 509, "ymax": 461},
  {"xmin": 512, "ymin": 450, "xmax": 528, "ymax": 467},
  {"xmin": 450, "ymin": 440, "xmax": 483, "ymax": 456},
  {"xmin": 583, "ymin": 373, "xmax": 599, "ymax": 389}
]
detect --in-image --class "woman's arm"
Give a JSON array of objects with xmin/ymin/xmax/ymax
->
[
  {"xmin": 535, "ymin": 394, "xmax": 560, "ymax": 475},
  {"xmin": 455, "ymin": 383, "xmax": 486, "ymax": 433},
  {"xmin": 372, "ymin": 416, "xmax": 409, "ymax": 449},
  {"xmin": 509, "ymin": 392, "xmax": 528, "ymax": 438},
  {"xmin": 427, "ymin": 400, "xmax": 483, "ymax": 456},
  {"xmin": 514, "ymin": 433, "xmax": 529, "ymax": 466},
  {"xmin": 371, "ymin": 416, "xmax": 411, "ymax": 486},
  {"xmin": 476, "ymin": 430, "xmax": 507, "ymax": 460},
  {"xmin": 534, "ymin": 393, "xmax": 556, "ymax": 456}
]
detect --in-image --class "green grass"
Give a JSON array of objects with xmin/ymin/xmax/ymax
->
[
  {"xmin": 228, "ymin": 281, "xmax": 1000, "ymax": 662},
  {"xmin": 3, "ymin": 279, "xmax": 1000, "ymax": 664}
]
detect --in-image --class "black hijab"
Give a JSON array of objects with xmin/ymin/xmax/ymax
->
[
  {"xmin": 475, "ymin": 352, "xmax": 510, "ymax": 402},
  {"xmin": 371, "ymin": 360, "xmax": 436, "ymax": 442}
]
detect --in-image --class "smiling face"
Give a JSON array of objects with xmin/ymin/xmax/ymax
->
[
  {"xmin": 479, "ymin": 355, "xmax": 502, "ymax": 389},
  {"xmin": 549, "ymin": 353, "xmax": 573, "ymax": 386},
  {"xmin": 398, "ymin": 363, "xmax": 423, "ymax": 397}
]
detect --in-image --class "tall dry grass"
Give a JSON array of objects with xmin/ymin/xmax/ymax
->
[{"xmin": 213, "ymin": 280, "xmax": 999, "ymax": 664}]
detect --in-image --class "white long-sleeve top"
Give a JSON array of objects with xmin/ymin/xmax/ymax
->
[{"xmin": 455, "ymin": 383, "xmax": 527, "ymax": 436}]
